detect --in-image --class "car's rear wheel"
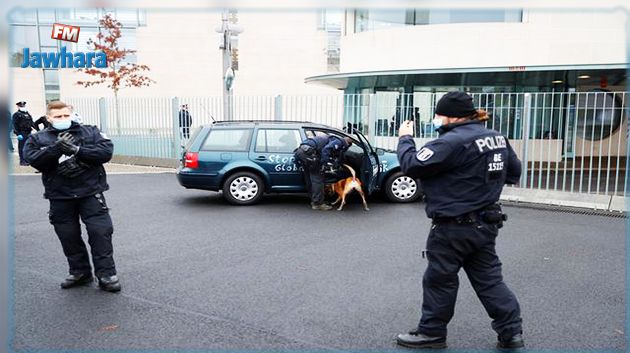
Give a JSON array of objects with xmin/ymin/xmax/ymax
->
[
  {"xmin": 222, "ymin": 172, "xmax": 264, "ymax": 205},
  {"xmin": 384, "ymin": 171, "xmax": 422, "ymax": 203}
]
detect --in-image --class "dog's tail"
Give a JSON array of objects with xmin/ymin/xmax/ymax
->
[{"xmin": 342, "ymin": 164, "xmax": 356, "ymax": 179}]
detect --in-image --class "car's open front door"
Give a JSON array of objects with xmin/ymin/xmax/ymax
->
[{"xmin": 353, "ymin": 128, "xmax": 379, "ymax": 194}]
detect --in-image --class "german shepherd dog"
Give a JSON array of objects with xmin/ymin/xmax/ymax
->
[{"xmin": 329, "ymin": 164, "xmax": 369, "ymax": 211}]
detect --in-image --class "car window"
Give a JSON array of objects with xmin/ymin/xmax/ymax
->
[
  {"xmin": 307, "ymin": 129, "xmax": 361, "ymax": 150},
  {"xmin": 305, "ymin": 130, "xmax": 329, "ymax": 138},
  {"xmin": 255, "ymin": 129, "xmax": 301, "ymax": 153},
  {"xmin": 185, "ymin": 126, "xmax": 202, "ymax": 150},
  {"xmin": 201, "ymin": 129, "xmax": 252, "ymax": 152}
]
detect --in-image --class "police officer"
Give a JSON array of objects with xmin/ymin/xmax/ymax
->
[
  {"xmin": 294, "ymin": 134, "xmax": 352, "ymax": 210},
  {"xmin": 12, "ymin": 101, "xmax": 35, "ymax": 165},
  {"xmin": 23, "ymin": 101, "xmax": 121, "ymax": 292},
  {"xmin": 395, "ymin": 91, "xmax": 523, "ymax": 349},
  {"xmin": 179, "ymin": 104, "xmax": 192, "ymax": 139}
]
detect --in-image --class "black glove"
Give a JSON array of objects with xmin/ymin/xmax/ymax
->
[
  {"xmin": 57, "ymin": 132, "xmax": 80, "ymax": 155},
  {"xmin": 57, "ymin": 157, "xmax": 90, "ymax": 178}
]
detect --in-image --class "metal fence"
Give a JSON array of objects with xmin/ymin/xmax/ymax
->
[{"xmin": 65, "ymin": 91, "xmax": 628, "ymax": 197}]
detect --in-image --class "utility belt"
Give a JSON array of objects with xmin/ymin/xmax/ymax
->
[{"xmin": 432, "ymin": 203, "xmax": 508, "ymax": 228}]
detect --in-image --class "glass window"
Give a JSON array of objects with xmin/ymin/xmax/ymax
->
[
  {"xmin": 73, "ymin": 9, "xmax": 98, "ymax": 22},
  {"xmin": 9, "ymin": 8, "xmax": 36, "ymax": 24},
  {"xmin": 39, "ymin": 26, "xmax": 57, "ymax": 47},
  {"xmin": 255, "ymin": 130, "xmax": 266, "ymax": 152},
  {"xmin": 75, "ymin": 28, "xmax": 99, "ymax": 52},
  {"xmin": 357, "ymin": 9, "xmax": 408, "ymax": 32},
  {"xmin": 138, "ymin": 10, "xmax": 147, "ymax": 26},
  {"xmin": 116, "ymin": 9, "xmax": 140, "ymax": 25},
  {"xmin": 118, "ymin": 28, "xmax": 137, "ymax": 64},
  {"xmin": 354, "ymin": 10, "xmax": 369, "ymax": 33},
  {"xmin": 43, "ymin": 70, "xmax": 59, "ymax": 90},
  {"xmin": 256, "ymin": 129, "xmax": 301, "ymax": 153},
  {"xmin": 37, "ymin": 9, "xmax": 56, "ymax": 23},
  {"xmin": 201, "ymin": 129, "xmax": 252, "ymax": 151},
  {"xmin": 45, "ymin": 91, "xmax": 60, "ymax": 103},
  {"xmin": 10, "ymin": 26, "xmax": 39, "ymax": 67}
]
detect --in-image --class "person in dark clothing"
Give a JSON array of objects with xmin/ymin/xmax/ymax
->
[
  {"xmin": 294, "ymin": 134, "xmax": 352, "ymax": 210},
  {"xmin": 33, "ymin": 115, "xmax": 51, "ymax": 131},
  {"xmin": 178, "ymin": 104, "xmax": 192, "ymax": 139},
  {"xmin": 23, "ymin": 101, "xmax": 121, "ymax": 293},
  {"xmin": 395, "ymin": 91, "xmax": 524, "ymax": 349},
  {"xmin": 12, "ymin": 101, "xmax": 36, "ymax": 165}
]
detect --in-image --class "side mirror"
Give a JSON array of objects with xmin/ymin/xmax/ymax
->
[{"xmin": 377, "ymin": 149, "xmax": 385, "ymax": 156}]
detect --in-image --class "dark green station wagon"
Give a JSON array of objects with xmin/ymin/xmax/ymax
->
[{"xmin": 176, "ymin": 121, "xmax": 422, "ymax": 205}]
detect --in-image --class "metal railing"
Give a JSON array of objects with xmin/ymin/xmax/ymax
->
[{"xmin": 65, "ymin": 91, "xmax": 628, "ymax": 197}]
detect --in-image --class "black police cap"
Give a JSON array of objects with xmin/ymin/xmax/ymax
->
[
  {"xmin": 434, "ymin": 91, "xmax": 477, "ymax": 118},
  {"xmin": 16, "ymin": 101, "xmax": 26, "ymax": 106}
]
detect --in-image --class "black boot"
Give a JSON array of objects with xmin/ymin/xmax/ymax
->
[
  {"xmin": 60, "ymin": 273, "xmax": 93, "ymax": 289},
  {"xmin": 396, "ymin": 331, "xmax": 447, "ymax": 349},
  {"xmin": 98, "ymin": 275, "xmax": 121, "ymax": 292},
  {"xmin": 497, "ymin": 333, "xmax": 525, "ymax": 349}
]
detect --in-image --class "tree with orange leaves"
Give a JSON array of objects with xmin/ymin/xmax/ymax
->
[{"xmin": 76, "ymin": 13, "xmax": 154, "ymax": 134}]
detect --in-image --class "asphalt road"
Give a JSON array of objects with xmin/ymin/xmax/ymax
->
[{"xmin": 10, "ymin": 173, "xmax": 626, "ymax": 351}]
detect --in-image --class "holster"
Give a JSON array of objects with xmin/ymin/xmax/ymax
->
[{"xmin": 479, "ymin": 203, "xmax": 508, "ymax": 228}]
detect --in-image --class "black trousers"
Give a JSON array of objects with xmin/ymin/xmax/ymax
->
[
  {"xmin": 417, "ymin": 220, "xmax": 522, "ymax": 341},
  {"xmin": 48, "ymin": 194, "xmax": 117, "ymax": 278},
  {"xmin": 180, "ymin": 127, "xmax": 190, "ymax": 139},
  {"xmin": 17, "ymin": 134, "xmax": 29, "ymax": 163},
  {"xmin": 294, "ymin": 147, "xmax": 324, "ymax": 205}
]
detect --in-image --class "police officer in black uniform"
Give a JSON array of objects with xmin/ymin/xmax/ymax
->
[
  {"xmin": 23, "ymin": 101, "xmax": 121, "ymax": 292},
  {"xmin": 12, "ymin": 101, "xmax": 36, "ymax": 165},
  {"xmin": 294, "ymin": 134, "xmax": 352, "ymax": 210},
  {"xmin": 395, "ymin": 92, "xmax": 524, "ymax": 349}
]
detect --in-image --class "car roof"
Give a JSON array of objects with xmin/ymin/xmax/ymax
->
[{"xmin": 202, "ymin": 120, "xmax": 335, "ymax": 130}]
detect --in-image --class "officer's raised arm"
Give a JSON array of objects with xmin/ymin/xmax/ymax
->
[
  {"xmin": 505, "ymin": 139, "xmax": 522, "ymax": 185},
  {"xmin": 76, "ymin": 127, "xmax": 114, "ymax": 165},
  {"xmin": 397, "ymin": 132, "xmax": 454, "ymax": 179}
]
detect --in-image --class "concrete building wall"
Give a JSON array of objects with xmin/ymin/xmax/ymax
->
[
  {"xmin": 49, "ymin": 10, "xmax": 340, "ymax": 100},
  {"xmin": 340, "ymin": 9, "xmax": 627, "ymax": 72},
  {"xmin": 10, "ymin": 68, "xmax": 46, "ymax": 118}
]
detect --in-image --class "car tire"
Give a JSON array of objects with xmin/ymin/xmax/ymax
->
[
  {"xmin": 222, "ymin": 172, "xmax": 264, "ymax": 205},
  {"xmin": 384, "ymin": 171, "xmax": 422, "ymax": 203}
]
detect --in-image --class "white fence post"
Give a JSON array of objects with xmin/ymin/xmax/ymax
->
[
  {"xmin": 366, "ymin": 93, "xmax": 377, "ymax": 143},
  {"xmin": 274, "ymin": 95, "xmax": 283, "ymax": 121},
  {"xmin": 98, "ymin": 97, "xmax": 108, "ymax": 133},
  {"xmin": 172, "ymin": 97, "xmax": 181, "ymax": 159},
  {"xmin": 521, "ymin": 93, "xmax": 532, "ymax": 187}
]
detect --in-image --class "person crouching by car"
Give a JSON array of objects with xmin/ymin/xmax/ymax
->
[
  {"xmin": 23, "ymin": 101, "xmax": 121, "ymax": 292},
  {"xmin": 294, "ymin": 134, "xmax": 352, "ymax": 211}
]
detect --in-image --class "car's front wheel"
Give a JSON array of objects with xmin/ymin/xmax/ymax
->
[
  {"xmin": 384, "ymin": 171, "xmax": 422, "ymax": 203},
  {"xmin": 222, "ymin": 172, "xmax": 264, "ymax": 205}
]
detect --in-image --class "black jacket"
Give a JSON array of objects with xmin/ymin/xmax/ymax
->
[
  {"xmin": 397, "ymin": 120, "xmax": 521, "ymax": 218},
  {"xmin": 23, "ymin": 122, "xmax": 114, "ymax": 200},
  {"xmin": 302, "ymin": 135, "xmax": 349, "ymax": 163},
  {"xmin": 12, "ymin": 110, "xmax": 35, "ymax": 135},
  {"xmin": 179, "ymin": 110, "xmax": 192, "ymax": 128}
]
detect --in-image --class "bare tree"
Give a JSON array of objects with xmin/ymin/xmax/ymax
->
[{"xmin": 76, "ymin": 13, "xmax": 155, "ymax": 134}]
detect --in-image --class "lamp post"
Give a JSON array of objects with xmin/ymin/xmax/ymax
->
[{"xmin": 215, "ymin": 10, "xmax": 242, "ymax": 121}]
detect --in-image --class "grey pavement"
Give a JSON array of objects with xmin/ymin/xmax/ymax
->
[{"xmin": 10, "ymin": 173, "xmax": 626, "ymax": 351}]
